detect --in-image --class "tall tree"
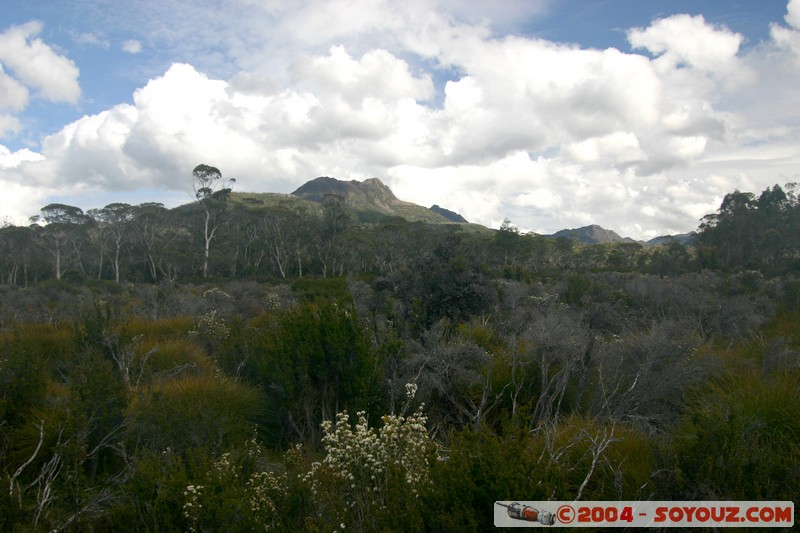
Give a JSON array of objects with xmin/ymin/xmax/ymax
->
[
  {"xmin": 90, "ymin": 203, "xmax": 134, "ymax": 282},
  {"xmin": 315, "ymin": 194, "xmax": 351, "ymax": 277},
  {"xmin": 493, "ymin": 218, "xmax": 521, "ymax": 267},
  {"xmin": 698, "ymin": 184, "xmax": 800, "ymax": 273},
  {"xmin": 261, "ymin": 207, "xmax": 308, "ymax": 279},
  {"xmin": 191, "ymin": 164, "xmax": 235, "ymax": 278},
  {"xmin": 30, "ymin": 204, "xmax": 92, "ymax": 280},
  {"xmin": 130, "ymin": 203, "xmax": 163, "ymax": 281},
  {"xmin": 0, "ymin": 225, "xmax": 35, "ymax": 285}
]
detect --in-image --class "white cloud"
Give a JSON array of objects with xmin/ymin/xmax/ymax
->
[
  {"xmin": 0, "ymin": 21, "xmax": 81, "ymax": 104},
  {"xmin": 290, "ymin": 46, "xmax": 434, "ymax": 104},
  {"xmin": 628, "ymin": 14, "xmax": 743, "ymax": 76},
  {"xmin": 0, "ymin": 145, "xmax": 48, "ymax": 224},
  {"xmin": 0, "ymin": 65, "xmax": 29, "ymax": 112},
  {"xmin": 74, "ymin": 31, "xmax": 110, "ymax": 48},
  {"xmin": 512, "ymin": 188, "xmax": 561, "ymax": 211},
  {"xmin": 771, "ymin": 0, "xmax": 800, "ymax": 58},
  {"xmin": 0, "ymin": 145, "xmax": 44, "ymax": 169},
  {"xmin": 787, "ymin": 0, "xmax": 800, "ymax": 29},
  {"xmin": 0, "ymin": 115, "xmax": 21, "ymax": 138},
  {"xmin": 122, "ymin": 39, "xmax": 142, "ymax": 54}
]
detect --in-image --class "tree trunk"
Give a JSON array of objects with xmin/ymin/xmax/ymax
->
[{"xmin": 203, "ymin": 209, "xmax": 211, "ymax": 278}]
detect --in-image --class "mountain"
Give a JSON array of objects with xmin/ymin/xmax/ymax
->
[
  {"xmin": 235, "ymin": 178, "xmax": 685, "ymax": 242},
  {"xmin": 548, "ymin": 224, "xmax": 632, "ymax": 244},
  {"xmin": 291, "ymin": 177, "xmax": 458, "ymax": 224},
  {"xmin": 429, "ymin": 204, "xmax": 468, "ymax": 223}
]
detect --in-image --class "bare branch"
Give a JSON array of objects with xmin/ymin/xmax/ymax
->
[{"xmin": 9, "ymin": 419, "xmax": 45, "ymax": 498}]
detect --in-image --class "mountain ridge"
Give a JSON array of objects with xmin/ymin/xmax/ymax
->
[
  {"xmin": 240, "ymin": 176, "xmax": 689, "ymax": 244},
  {"xmin": 545, "ymin": 224, "xmax": 695, "ymax": 246}
]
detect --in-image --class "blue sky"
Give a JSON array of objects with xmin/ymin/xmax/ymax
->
[{"xmin": 1, "ymin": 0, "xmax": 799, "ymax": 239}]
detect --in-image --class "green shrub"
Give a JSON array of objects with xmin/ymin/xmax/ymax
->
[
  {"xmin": 126, "ymin": 376, "xmax": 263, "ymax": 454},
  {"xmin": 139, "ymin": 338, "xmax": 216, "ymax": 383},
  {"xmin": 668, "ymin": 370, "xmax": 800, "ymax": 501},
  {"xmin": 424, "ymin": 418, "xmax": 655, "ymax": 531}
]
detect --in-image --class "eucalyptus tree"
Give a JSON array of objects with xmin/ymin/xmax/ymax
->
[
  {"xmin": 89, "ymin": 203, "xmax": 134, "ymax": 282},
  {"xmin": 315, "ymin": 193, "xmax": 352, "ymax": 277},
  {"xmin": 493, "ymin": 218, "xmax": 522, "ymax": 267},
  {"xmin": 0, "ymin": 224, "xmax": 35, "ymax": 285},
  {"xmin": 260, "ymin": 208, "xmax": 300, "ymax": 278},
  {"xmin": 697, "ymin": 183, "xmax": 799, "ymax": 273},
  {"xmin": 191, "ymin": 164, "xmax": 235, "ymax": 278},
  {"xmin": 128, "ymin": 203, "xmax": 171, "ymax": 282},
  {"xmin": 227, "ymin": 206, "xmax": 265, "ymax": 277},
  {"xmin": 29, "ymin": 204, "xmax": 93, "ymax": 280}
]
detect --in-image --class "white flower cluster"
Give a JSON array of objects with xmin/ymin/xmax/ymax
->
[
  {"xmin": 182, "ymin": 484, "xmax": 204, "ymax": 533},
  {"xmin": 189, "ymin": 309, "xmax": 230, "ymax": 342},
  {"xmin": 405, "ymin": 382, "xmax": 418, "ymax": 400},
  {"xmin": 182, "ymin": 435, "xmax": 287, "ymax": 530},
  {"xmin": 212, "ymin": 452, "xmax": 237, "ymax": 481},
  {"xmin": 284, "ymin": 442, "xmax": 304, "ymax": 467},
  {"xmin": 246, "ymin": 470, "xmax": 285, "ymax": 516},
  {"xmin": 303, "ymin": 400, "xmax": 432, "ymax": 517}
]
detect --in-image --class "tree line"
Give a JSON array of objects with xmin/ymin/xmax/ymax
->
[{"xmin": 3, "ymin": 172, "xmax": 799, "ymax": 287}]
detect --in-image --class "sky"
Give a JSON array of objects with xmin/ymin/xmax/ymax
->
[{"xmin": 1, "ymin": 0, "xmax": 799, "ymax": 239}]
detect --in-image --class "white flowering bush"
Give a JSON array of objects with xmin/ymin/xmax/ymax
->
[
  {"xmin": 302, "ymin": 391, "xmax": 432, "ymax": 531},
  {"xmin": 188, "ymin": 309, "xmax": 230, "ymax": 355},
  {"xmin": 182, "ymin": 484, "xmax": 204, "ymax": 533},
  {"xmin": 182, "ymin": 435, "xmax": 287, "ymax": 532}
]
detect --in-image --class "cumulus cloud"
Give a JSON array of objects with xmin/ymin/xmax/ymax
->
[
  {"xmin": 0, "ymin": 145, "xmax": 44, "ymax": 169},
  {"xmin": 3, "ymin": 1, "xmax": 800, "ymax": 239},
  {"xmin": 0, "ymin": 145, "xmax": 48, "ymax": 224},
  {"xmin": 628, "ymin": 15, "xmax": 743, "ymax": 75},
  {"xmin": 771, "ymin": 0, "xmax": 800, "ymax": 57},
  {"xmin": 5, "ymin": 50, "xmax": 432, "ymax": 195},
  {"xmin": 788, "ymin": 0, "xmax": 800, "ymax": 28},
  {"xmin": 290, "ymin": 46, "xmax": 434, "ymax": 104},
  {"xmin": 0, "ymin": 21, "xmax": 81, "ymax": 103}
]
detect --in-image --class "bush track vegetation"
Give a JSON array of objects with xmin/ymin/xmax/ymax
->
[{"xmin": 1, "ymin": 183, "xmax": 799, "ymax": 531}]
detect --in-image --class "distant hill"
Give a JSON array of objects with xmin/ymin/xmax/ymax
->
[
  {"xmin": 548, "ymin": 224, "xmax": 633, "ymax": 244},
  {"xmin": 291, "ymin": 177, "xmax": 457, "ymax": 224},
  {"xmin": 646, "ymin": 233, "xmax": 695, "ymax": 246},
  {"xmin": 429, "ymin": 204, "xmax": 468, "ymax": 223}
]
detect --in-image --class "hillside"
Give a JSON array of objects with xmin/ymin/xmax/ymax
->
[
  {"xmin": 646, "ymin": 233, "xmax": 695, "ymax": 246},
  {"xmin": 229, "ymin": 191, "xmax": 322, "ymax": 214},
  {"xmin": 429, "ymin": 204, "xmax": 468, "ymax": 223}
]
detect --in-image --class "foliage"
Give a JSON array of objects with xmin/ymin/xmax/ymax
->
[
  {"xmin": 236, "ymin": 300, "xmax": 382, "ymax": 445},
  {"xmin": 302, "ymin": 395, "xmax": 432, "ymax": 532},
  {"xmin": 1, "ymin": 181, "xmax": 799, "ymax": 530},
  {"xmin": 424, "ymin": 418, "xmax": 654, "ymax": 531},
  {"xmin": 697, "ymin": 183, "xmax": 800, "ymax": 273},
  {"xmin": 668, "ymin": 368, "xmax": 800, "ymax": 502},
  {"xmin": 182, "ymin": 435, "xmax": 288, "ymax": 532},
  {"xmin": 126, "ymin": 375, "xmax": 263, "ymax": 454}
]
